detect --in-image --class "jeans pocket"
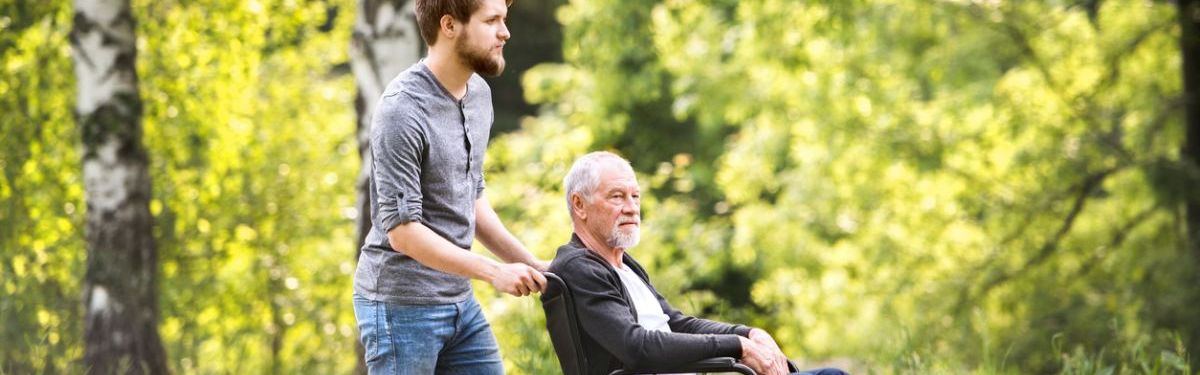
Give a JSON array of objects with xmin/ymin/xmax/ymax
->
[{"xmin": 354, "ymin": 296, "xmax": 385, "ymax": 364}]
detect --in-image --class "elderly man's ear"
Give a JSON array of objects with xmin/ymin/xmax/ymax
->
[{"xmin": 570, "ymin": 194, "xmax": 588, "ymax": 220}]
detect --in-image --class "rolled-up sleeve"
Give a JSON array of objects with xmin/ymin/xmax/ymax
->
[
  {"xmin": 371, "ymin": 93, "xmax": 426, "ymax": 232},
  {"xmin": 474, "ymin": 170, "xmax": 486, "ymax": 199}
]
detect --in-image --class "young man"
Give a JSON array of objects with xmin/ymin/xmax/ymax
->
[
  {"xmin": 353, "ymin": 0, "xmax": 546, "ymax": 373},
  {"xmin": 548, "ymin": 151, "xmax": 848, "ymax": 375}
]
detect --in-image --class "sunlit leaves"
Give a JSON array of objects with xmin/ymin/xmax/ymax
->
[
  {"xmin": 2, "ymin": 0, "xmax": 1191, "ymax": 372},
  {"xmin": 0, "ymin": 2, "xmax": 84, "ymax": 372},
  {"xmin": 496, "ymin": 0, "xmax": 1190, "ymax": 372},
  {"xmin": 135, "ymin": 0, "xmax": 359, "ymax": 372}
]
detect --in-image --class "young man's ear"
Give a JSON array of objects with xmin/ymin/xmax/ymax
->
[{"xmin": 439, "ymin": 14, "xmax": 457, "ymax": 39}]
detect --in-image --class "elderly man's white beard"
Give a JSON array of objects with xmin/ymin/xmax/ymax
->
[{"xmin": 607, "ymin": 218, "xmax": 640, "ymax": 250}]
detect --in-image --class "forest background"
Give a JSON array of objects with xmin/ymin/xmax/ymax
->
[{"xmin": 3, "ymin": 0, "xmax": 1199, "ymax": 373}]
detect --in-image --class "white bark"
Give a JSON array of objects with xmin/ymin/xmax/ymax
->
[
  {"xmin": 351, "ymin": 0, "xmax": 421, "ymax": 120},
  {"xmin": 71, "ymin": 0, "xmax": 167, "ymax": 373},
  {"xmin": 71, "ymin": 0, "xmax": 137, "ymax": 116},
  {"xmin": 82, "ymin": 139, "xmax": 131, "ymax": 213}
]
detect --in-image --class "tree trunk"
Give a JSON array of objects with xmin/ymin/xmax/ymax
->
[
  {"xmin": 1180, "ymin": 0, "xmax": 1199, "ymax": 255},
  {"xmin": 1179, "ymin": 0, "xmax": 1200, "ymax": 358},
  {"xmin": 70, "ymin": 0, "xmax": 167, "ymax": 373},
  {"xmin": 350, "ymin": 1, "xmax": 422, "ymax": 373}
]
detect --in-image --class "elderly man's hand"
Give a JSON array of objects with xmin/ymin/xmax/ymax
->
[
  {"xmin": 738, "ymin": 336, "xmax": 788, "ymax": 375},
  {"xmin": 749, "ymin": 329, "xmax": 790, "ymax": 373}
]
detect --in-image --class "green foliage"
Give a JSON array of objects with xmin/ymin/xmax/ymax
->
[
  {"xmin": 0, "ymin": 2, "xmax": 85, "ymax": 372},
  {"xmin": 135, "ymin": 0, "xmax": 359, "ymax": 373},
  {"xmin": 1057, "ymin": 330, "xmax": 1192, "ymax": 375},
  {"xmin": 2, "ymin": 0, "xmax": 1196, "ymax": 373},
  {"xmin": 489, "ymin": 0, "xmax": 1198, "ymax": 373},
  {"xmin": 3, "ymin": 0, "xmax": 360, "ymax": 372}
]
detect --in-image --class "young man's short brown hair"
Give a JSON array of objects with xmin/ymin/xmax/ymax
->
[{"xmin": 414, "ymin": 0, "xmax": 514, "ymax": 47}]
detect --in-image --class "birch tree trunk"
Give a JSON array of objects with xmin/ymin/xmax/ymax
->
[
  {"xmin": 70, "ymin": 0, "xmax": 167, "ymax": 373},
  {"xmin": 350, "ymin": 1, "xmax": 421, "ymax": 372}
]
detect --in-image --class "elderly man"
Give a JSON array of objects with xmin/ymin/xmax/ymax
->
[{"xmin": 547, "ymin": 151, "xmax": 847, "ymax": 375}]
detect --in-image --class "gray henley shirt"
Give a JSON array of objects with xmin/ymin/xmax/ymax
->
[{"xmin": 354, "ymin": 61, "xmax": 492, "ymax": 305}]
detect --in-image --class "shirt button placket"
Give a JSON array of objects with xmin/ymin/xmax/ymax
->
[{"xmin": 460, "ymin": 101, "xmax": 472, "ymax": 177}]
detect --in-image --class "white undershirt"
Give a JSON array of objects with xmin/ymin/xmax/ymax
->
[
  {"xmin": 616, "ymin": 264, "xmax": 697, "ymax": 375},
  {"xmin": 615, "ymin": 264, "xmax": 672, "ymax": 333}
]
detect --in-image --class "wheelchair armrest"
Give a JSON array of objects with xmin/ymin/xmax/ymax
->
[{"xmin": 609, "ymin": 357, "xmax": 756, "ymax": 375}]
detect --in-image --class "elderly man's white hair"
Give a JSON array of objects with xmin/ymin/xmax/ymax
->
[{"xmin": 563, "ymin": 151, "xmax": 634, "ymax": 217}]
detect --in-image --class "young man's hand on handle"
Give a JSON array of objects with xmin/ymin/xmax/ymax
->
[{"xmin": 489, "ymin": 262, "xmax": 546, "ymax": 296}]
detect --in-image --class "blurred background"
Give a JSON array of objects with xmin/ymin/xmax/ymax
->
[{"xmin": 2, "ymin": 0, "xmax": 1198, "ymax": 373}]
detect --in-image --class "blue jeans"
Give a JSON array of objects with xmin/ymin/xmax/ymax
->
[{"xmin": 353, "ymin": 294, "xmax": 504, "ymax": 375}]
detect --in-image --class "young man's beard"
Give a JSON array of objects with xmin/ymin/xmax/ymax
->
[{"xmin": 456, "ymin": 34, "xmax": 505, "ymax": 77}]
